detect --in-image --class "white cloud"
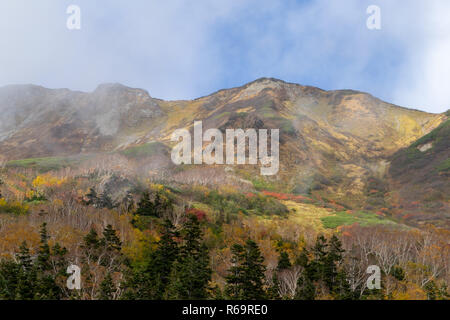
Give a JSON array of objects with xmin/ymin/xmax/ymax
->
[
  {"xmin": 0, "ymin": 0, "xmax": 448, "ymax": 113},
  {"xmin": 390, "ymin": 1, "xmax": 450, "ymax": 113}
]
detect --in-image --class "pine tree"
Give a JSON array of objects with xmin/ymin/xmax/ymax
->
[
  {"xmin": 324, "ymin": 235, "xmax": 344, "ymax": 290},
  {"xmin": 81, "ymin": 226, "xmax": 124, "ymax": 299},
  {"xmin": 225, "ymin": 243, "xmax": 245, "ymax": 299},
  {"xmin": 225, "ymin": 239, "xmax": 267, "ymax": 300},
  {"xmin": 37, "ymin": 223, "xmax": 51, "ymax": 271},
  {"xmin": 17, "ymin": 241, "xmax": 33, "ymax": 272},
  {"xmin": 135, "ymin": 191, "xmax": 156, "ymax": 216},
  {"xmin": 35, "ymin": 223, "xmax": 61, "ymax": 299},
  {"xmin": 0, "ymin": 260, "xmax": 21, "ymax": 299},
  {"xmin": 277, "ymin": 250, "xmax": 292, "ymax": 271},
  {"xmin": 98, "ymin": 273, "xmax": 115, "ymax": 300},
  {"xmin": 125, "ymin": 219, "xmax": 180, "ymax": 299},
  {"xmin": 310, "ymin": 235, "xmax": 328, "ymax": 282},
  {"xmin": 295, "ymin": 250, "xmax": 316, "ymax": 300},
  {"xmin": 166, "ymin": 215, "xmax": 211, "ymax": 299},
  {"xmin": 98, "ymin": 192, "xmax": 115, "ymax": 209},
  {"xmin": 102, "ymin": 224, "xmax": 122, "ymax": 252},
  {"xmin": 16, "ymin": 241, "xmax": 36, "ymax": 300},
  {"xmin": 268, "ymin": 249, "xmax": 292, "ymax": 299},
  {"xmin": 149, "ymin": 219, "xmax": 179, "ymax": 299},
  {"xmin": 84, "ymin": 187, "xmax": 99, "ymax": 206}
]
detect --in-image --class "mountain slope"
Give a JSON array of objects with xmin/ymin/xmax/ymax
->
[
  {"xmin": 388, "ymin": 116, "xmax": 450, "ymax": 227},
  {"xmin": 0, "ymin": 78, "xmax": 446, "ymax": 224}
]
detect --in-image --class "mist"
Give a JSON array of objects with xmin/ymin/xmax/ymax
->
[{"xmin": 0, "ymin": 0, "xmax": 449, "ymax": 113}]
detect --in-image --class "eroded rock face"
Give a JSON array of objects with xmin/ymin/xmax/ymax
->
[
  {"xmin": 418, "ymin": 142, "xmax": 433, "ymax": 152},
  {"xmin": 0, "ymin": 83, "xmax": 164, "ymax": 158}
]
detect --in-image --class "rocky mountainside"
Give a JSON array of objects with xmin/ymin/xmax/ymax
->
[{"xmin": 0, "ymin": 78, "xmax": 447, "ymax": 226}]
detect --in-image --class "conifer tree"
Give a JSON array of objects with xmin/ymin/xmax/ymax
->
[
  {"xmin": 149, "ymin": 219, "xmax": 179, "ymax": 299},
  {"xmin": 277, "ymin": 250, "xmax": 292, "ymax": 271},
  {"xmin": 84, "ymin": 187, "xmax": 99, "ymax": 207},
  {"xmin": 98, "ymin": 273, "xmax": 115, "ymax": 300},
  {"xmin": 295, "ymin": 250, "xmax": 316, "ymax": 300},
  {"xmin": 225, "ymin": 239, "xmax": 267, "ymax": 300},
  {"xmin": 16, "ymin": 241, "xmax": 36, "ymax": 300},
  {"xmin": 98, "ymin": 192, "xmax": 115, "ymax": 209},
  {"xmin": 0, "ymin": 260, "xmax": 21, "ymax": 299},
  {"xmin": 35, "ymin": 223, "xmax": 62, "ymax": 299},
  {"xmin": 166, "ymin": 215, "xmax": 211, "ymax": 299},
  {"xmin": 135, "ymin": 191, "xmax": 156, "ymax": 216},
  {"xmin": 37, "ymin": 223, "xmax": 51, "ymax": 271}
]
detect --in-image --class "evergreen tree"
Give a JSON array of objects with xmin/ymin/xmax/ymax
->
[
  {"xmin": 98, "ymin": 192, "xmax": 115, "ymax": 209},
  {"xmin": 166, "ymin": 215, "xmax": 211, "ymax": 299},
  {"xmin": 102, "ymin": 224, "xmax": 122, "ymax": 252},
  {"xmin": 325, "ymin": 235, "xmax": 344, "ymax": 290},
  {"xmin": 225, "ymin": 239, "xmax": 267, "ymax": 300},
  {"xmin": 268, "ymin": 249, "xmax": 292, "ymax": 299},
  {"xmin": 37, "ymin": 223, "xmax": 51, "ymax": 271},
  {"xmin": 149, "ymin": 219, "xmax": 179, "ymax": 298},
  {"xmin": 295, "ymin": 250, "xmax": 316, "ymax": 300},
  {"xmin": 81, "ymin": 225, "xmax": 124, "ymax": 299},
  {"xmin": 310, "ymin": 235, "xmax": 328, "ymax": 282},
  {"xmin": 35, "ymin": 223, "xmax": 62, "ymax": 299},
  {"xmin": 135, "ymin": 191, "xmax": 156, "ymax": 216},
  {"xmin": 124, "ymin": 219, "xmax": 180, "ymax": 299},
  {"xmin": 277, "ymin": 250, "xmax": 292, "ymax": 271},
  {"xmin": 0, "ymin": 260, "xmax": 20, "ymax": 299},
  {"xmin": 16, "ymin": 242, "xmax": 36, "ymax": 300},
  {"xmin": 98, "ymin": 273, "xmax": 115, "ymax": 300},
  {"xmin": 84, "ymin": 187, "xmax": 99, "ymax": 207}
]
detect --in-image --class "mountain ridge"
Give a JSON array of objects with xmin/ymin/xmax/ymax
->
[{"xmin": 0, "ymin": 78, "xmax": 447, "ymax": 227}]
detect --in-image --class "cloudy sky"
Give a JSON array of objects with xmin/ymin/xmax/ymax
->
[{"xmin": 0, "ymin": 0, "xmax": 449, "ymax": 113}]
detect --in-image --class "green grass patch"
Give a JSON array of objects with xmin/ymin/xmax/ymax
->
[
  {"xmin": 436, "ymin": 158, "xmax": 450, "ymax": 173},
  {"xmin": 213, "ymin": 111, "xmax": 231, "ymax": 120},
  {"xmin": 195, "ymin": 189, "xmax": 288, "ymax": 218},
  {"xmin": 6, "ymin": 156, "xmax": 78, "ymax": 172},
  {"xmin": 251, "ymin": 176, "xmax": 279, "ymax": 192},
  {"xmin": 120, "ymin": 142, "xmax": 168, "ymax": 159},
  {"xmin": 321, "ymin": 211, "xmax": 397, "ymax": 229}
]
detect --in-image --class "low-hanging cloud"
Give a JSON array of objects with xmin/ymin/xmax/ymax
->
[{"xmin": 0, "ymin": 0, "xmax": 448, "ymax": 113}]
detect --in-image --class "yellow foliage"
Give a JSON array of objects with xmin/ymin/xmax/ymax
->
[
  {"xmin": 218, "ymin": 185, "xmax": 238, "ymax": 195},
  {"xmin": 150, "ymin": 183, "xmax": 165, "ymax": 192},
  {"xmin": 122, "ymin": 228, "xmax": 158, "ymax": 263},
  {"xmin": 32, "ymin": 174, "xmax": 66, "ymax": 189},
  {"xmin": 392, "ymin": 283, "xmax": 427, "ymax": 300},
  {"xmin": 0, "ymin": 198, "xmax": 29, "ymax": 215}
]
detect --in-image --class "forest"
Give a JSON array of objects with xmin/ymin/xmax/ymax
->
[{"xmin": 0, "ymin": 160, "xmax": 448, "ymax": 300}]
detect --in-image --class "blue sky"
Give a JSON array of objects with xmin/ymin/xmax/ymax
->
[{"xmin": 0, "ymin": 0, "xmax": 449, "ymax": 113}]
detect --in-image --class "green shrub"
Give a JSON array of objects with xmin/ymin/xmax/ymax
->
[{"xmin": 0, "ymin": 198, "xmax": 29, "ymax": 215}]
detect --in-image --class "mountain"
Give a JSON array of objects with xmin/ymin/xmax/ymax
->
[
  {"xmin": 389, "ymin": 116, "xmax": 449, "ymax": 226},
  {"xmin": 0, "ymin": 78, "xmax": 447, "ymax": 226}
]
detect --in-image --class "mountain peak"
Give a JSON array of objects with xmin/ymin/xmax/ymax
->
[
  {"xmin": 94, "ymin": 83, "xmax": 132, "ymax": 92},
  {"xmin": 94, "ymin": 82, "xmax": 152, "ymax": 98}
]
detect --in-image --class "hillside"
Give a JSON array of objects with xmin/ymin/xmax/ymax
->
[
  {"xmin": 0, "ymin": 79, "xmax": 449, "ymax": 300},
  {"xmin": 0, "ymin": 78, "xmax": 446, "ymax": 225},
  {"xmin": 389, "ymin": 116, "xmax": 450, "ymax": 227}
]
